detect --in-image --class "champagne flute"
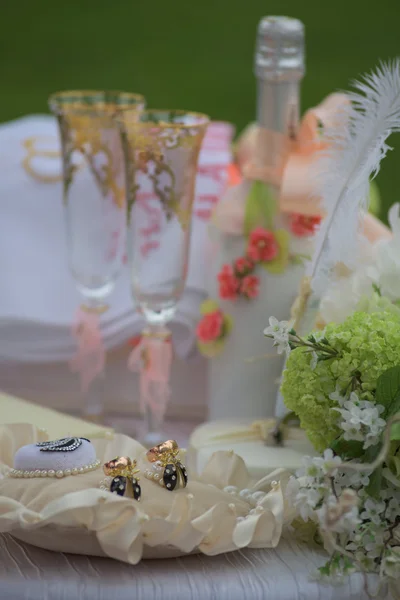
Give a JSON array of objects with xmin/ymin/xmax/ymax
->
[
  {"xmin": 49, "ymin": 90, "xmax": 145, "ymax": 419},
  {"xmin": 119, "ymin": 109, "xmax": 209, "ymax": 445}
]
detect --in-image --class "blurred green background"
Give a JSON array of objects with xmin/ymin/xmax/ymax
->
[{"xmin": 1, "ymin": 0, "xmax": 399, "ymax": 220}]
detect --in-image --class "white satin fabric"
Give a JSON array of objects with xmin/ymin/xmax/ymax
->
[{"xmin": 0, "ymin": 424, "xmax": 293, "ymax": 564}]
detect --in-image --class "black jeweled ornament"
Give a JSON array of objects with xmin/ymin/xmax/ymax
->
[
  {"xmin": 163, "ymin": 462, "xmax": 188, "ymax": 491},
  {"xmin": 36, "ymin": 437, "xmax": 90, "ymax": 452},
  {"xmin": 104, "ymin": 457, "xmax": 142, "ymax": 502},
  {"xmin": 110, "ymin": 475, "xmax": 141, "ymax": 501},
  {"xmin": 131, "ymin": 477, "xmax": 141, "ymax": 501},
  {"xmin": 110, "ymin": 476, "xmax": 127, "ymax": 496},
  {"xmin": 177, "ymin": 461, "xmax": 188, "ymax": 487}
]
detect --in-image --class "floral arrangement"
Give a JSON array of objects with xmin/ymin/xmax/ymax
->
[
  {"xmin": 196, "ymin": 300, "xmax": 233, "ymax": 357},
  {"xmin": 196, "ymin": 176, "xmax": 320, "ymax": 356},
  {"xmin": 261, "ymin": 59, "xmax": 400, "ymax": 592},
  {"xmin": 265, "ymin": 311, "xmax": 400, "ymax": 588},
  {"xmin": 216, "ymin": 218, "xmax": 320, "ymax": 302}
]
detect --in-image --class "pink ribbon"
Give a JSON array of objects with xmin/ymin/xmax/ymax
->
[
  {"xmin": 127, "ymin": 332, "xmax": 173, "ymax": 423},
  {"xmin": 215, "ymin": 94, "xmax": 391, "ymax": 243},
  {"xmin": 238, "ymin": 94, "xmax": 350, "ymax": 213},
  {"xmin": 69, "ymin": 308, "xmax": 106, "ymax": 393}
]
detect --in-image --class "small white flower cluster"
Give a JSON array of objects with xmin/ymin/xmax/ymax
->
[
  {"xmin": 333, "ymin": 391, "xmax": 386, "ymax": 449},
  {"xmin": 286, "ymin": 450, "xmax": 345, "ymax": 522},
  {"xmin": 383, "ymin": 546, "xmax": 400, "ymax": 579},
  {"xmin": 286, "ymin": 447, "xmax": 400, "ymax": 580},
  {"xmin": 344, "ymin": 492, "xmax": 397, "ymax": 568},
  {"xmin": 263, "ymin": 316, "xmax": 292, "ymax": 357}
]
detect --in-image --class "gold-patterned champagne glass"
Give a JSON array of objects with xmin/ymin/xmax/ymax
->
[
  {"xmin": 49, "ymin": 90, "xmax": 145, "ymax": 419},
  {"xmin": 119, "ymin": 109, "xmax": 209, "ymax": 445}
]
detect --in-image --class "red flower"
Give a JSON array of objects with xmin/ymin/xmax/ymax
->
[
  {"xmin": 240, "ymin": 274, "xmax": 260, "ymax": 299},
  {"xmin": 290, "ymin": 214, "xmax": 322, "ymax": 237},
  {"xmin": 247, "ymin": 227, "xmax": 278, "ymax": 263},
  {"xmin": 196, "ymin": 310, "xmax": 224, "ymax": 342},
  {"xmin": 234, "ymin": 256, "xmax": 255, "ymax": 276},
  {"xmin": 218, "ymin": 264, "xmax": 239, "ymax": 300}
]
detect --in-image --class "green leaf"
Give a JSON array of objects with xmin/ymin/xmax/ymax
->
[
  {"xmin": 318, "ymin": 563, "xmax": 331, "ymax": 577},
  {"xmin": 375, "ymin": 366, "xmax": 400, "ymax": 418},
  {"xmin": 387, "ymin": 455, "xmax": 400, "ymax": 478},
  {"xmin": 364, "ymin": 443, "xmax": 383, "ymax": 498},
  {"xmin": 197, "ymin": 339, "xmax": 225, "ymax": 358},
  {"xmin": 243, "ymin": 180, "xmax": 277, "ymax": 235},
  {"xmin": 390, "ymin": 422, "xmax": 400, "ymax": 440},
  {"xmin": 290, "ymin": 253, "xmax": 311, "ymax": 266},
  {"xmin": 200, "ymin": 299, "xmax": 219, "ymax": 315},
  {"xmin": 222, "ymin": 313, "xmax": 233, "ymax": 336},
  {"xmin": 365, "ymin": 465, "xmax": 383, "ymax": 499},
  {"xmin": 263, "ymin": 229, "xmax": 290, "ymax": 274},
  {"xmin": 368, "ymin": 180, "xmax": 381, "ymax": 217},
  {"xmin": 330, "ymin": 437, "xmax": 365, "ymax": 460},
  {"xmin": 372, "ymin": 283, "xmax": 382, "ymax": 296}
]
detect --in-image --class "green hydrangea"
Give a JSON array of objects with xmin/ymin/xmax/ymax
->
[
  {"xmin": 357, "ymin": 292, "xmax": 400, "ymax": 316},
  {"xmin": 281, "ymin": 311, "xmax": 400, "ymax": 452}
]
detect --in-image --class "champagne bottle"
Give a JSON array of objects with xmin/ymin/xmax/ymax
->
[{"xmin": 207, "ymin": 16, "xmax": 312, "ymax": 421}]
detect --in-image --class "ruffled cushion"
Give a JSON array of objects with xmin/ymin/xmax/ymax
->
[{"xmin": 0, "ymin": 424, "xmax": 293, "ymax": 563}]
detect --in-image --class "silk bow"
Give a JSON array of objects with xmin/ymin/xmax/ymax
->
[{"xmin": 215, "ymin": 94, "xmax": 391, "ymax": 243}]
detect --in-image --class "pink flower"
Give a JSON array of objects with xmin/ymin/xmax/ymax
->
[
  {"xmin": 234, "ymin": 256, "xmax": 255, "ymax": 276},
  {"xmin": 247, "ymin": 227, "xmax": 278, "ymax": 263},
  {"xmin": 290, "ymin": 214, "xmax": 322, "ymax": 237},
  {"xmin": 240, "ymin": 274, "xmax": 260, "ymax": 299},
  {"xmin": 196, "ymin": 310, "xmax": 224, "ymax": 342},
  {"xmin": 218, "ymin": 264, "xmax": 239, "ymax": 300}
]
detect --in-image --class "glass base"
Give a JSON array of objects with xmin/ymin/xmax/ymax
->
[
  {"xmin": 140, "ymin": 430, "xmax": 167, "ymax": 449},
  {"xmin": 80, "ymin": 302, "xmax": 109, "ymax": 315},
  {"xmin": 82, "ymin": 411, "xmax": 105, "ymax": 425},
  {"xmin": 81, "ymin": 375, "xmax": 105, "ymax": 423}
]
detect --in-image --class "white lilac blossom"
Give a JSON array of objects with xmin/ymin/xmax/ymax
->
[
  {"xmin": 360, "ymin": 498, "xmax": 387, "ymax": 525},
  {"xmin": 296, "ymin": 449, "xmax": 342, "ymax": 482},
  {"xmin": 263, "ymin": 316, "xmax": 292, "ymax": 357},
  {"xmin": 338, "ymin": 468, "xmax": 372, "ymax": 489},
  {"xmin": 363, "ymin": 528, "xmax": 386, "ymax": 559},
  {"xmin": 286, "ymin": 445, "xmax": 399, "ymax": 582},
  {"xmin": 334, "ymin": 393, "xmax": 386, "ymax": 449},
  {"xmin": 383, "ymin": 547, "xmax": 400, "ymax": 578},
  {"xmin": 286, "ymin": 476, "xmax": 322, "ymax": 522},
  {"xmin": 385, "ymin": 494, "xmax": 400, "ymax": 521},
  {"xmin": 329, "ymin": 386, "xmax": 347, "ymax": 407}
]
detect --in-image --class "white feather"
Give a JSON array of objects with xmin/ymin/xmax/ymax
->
[{"xmin": 309, "ymin": 60, "xmax": 400, "ymax": 294}]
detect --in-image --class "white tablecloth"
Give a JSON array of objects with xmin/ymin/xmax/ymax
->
[
  {"xmin": 0, "ymin": 532, "xmax": 391, "ymax": 600},
  {"xmin": 0, "ymin": 418, "xmax": 393, "ymax": 600}
]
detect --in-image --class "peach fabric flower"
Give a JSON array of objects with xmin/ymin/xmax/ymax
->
[
  {"xmin": 290, "ymin": 214, "xmax": 322, "ymax": 237},
  {"xmin": 234, "ymin": 256, "xmax": 255, "ymax": 276},
  {"xmin": 218, "ymin": 264, "xmax": 239, "ymax": 300},
  {"xmin": 196, "ymin": 310, "xmax": 224, "ymax": 342},
  {"xmin": 240, "ymin": 274, "xmax": 260, "ymax": 299},
  {"xmin": 247, "ymin": 227, "xmax": 278, "ymax": 263}
]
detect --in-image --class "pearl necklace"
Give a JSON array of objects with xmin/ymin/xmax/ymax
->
[{"xmin": 7, "ymin": 459, "xmax": 101, "ymax": 479}]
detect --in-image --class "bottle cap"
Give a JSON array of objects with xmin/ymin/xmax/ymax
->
[{"xmin": 255, "ymin": 16, "xmax": 305, "ymax": 81}]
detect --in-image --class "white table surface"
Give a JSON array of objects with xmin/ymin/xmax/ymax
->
[{"xmin": 0, "ymin": 531, "xmax": 392, "ymax": 600}]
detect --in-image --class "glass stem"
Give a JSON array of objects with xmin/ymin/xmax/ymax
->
[
  {"xmin": 78, "ymin": 296, "xmax": 107, "ymax": 423},
  {"xmin": 141, "ymin": 323, "xmax": 172, "ymax": 447},
  {"xmin": 83, "ymin": 373, "xmax": 105, "ymax": 423}
]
